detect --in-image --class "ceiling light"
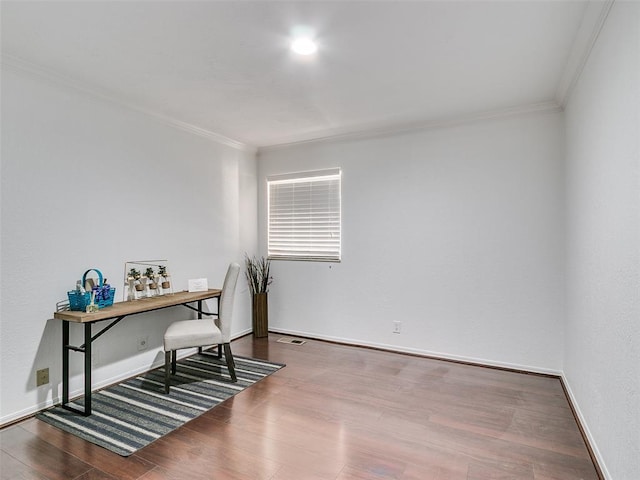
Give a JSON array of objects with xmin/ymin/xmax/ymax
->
[{"xmin": 291, "ymin": 37, "xmax": 318, "ymax": 55}]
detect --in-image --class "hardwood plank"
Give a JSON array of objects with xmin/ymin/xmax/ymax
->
[
  {"xmin": 533, "ymin": 453, "xmax": 602, "ymax": 480},
  {"xmin": 467, "ymin": 458, "xmax": 535, "ymax": 479},
  {"xmin": 0, "ymin": 425, "xmax": 92, "ymax": 480},
  {"xmin": 401, "ymin": 461, "xmax": 468, "ymax": 480},
  {"xmin": 269, "ymin": 465, "xmax": 341, "ymax": 480},
  {"xmin": 73, "ymin": 469, "xmax": 119, "ymax": 480},
  {"xmin": 136, "ymin": 467, "xmax": 171, "ymax": 480},
  {"xmin": 0, "ymin": 451, "xmax": 51, "ymax": 480},
  {"xmin": 335, "ymin": 451, "xmax": 407, "ymax": 479}
]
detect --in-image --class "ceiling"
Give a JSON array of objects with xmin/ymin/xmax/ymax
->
[{"xmin": 1, "ymin": 1, "xmax": 594, "ymax": 149}]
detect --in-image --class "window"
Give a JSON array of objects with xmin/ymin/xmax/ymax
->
[{"xmin": 268, "ymin": 168, "xmax": 341, "ymax": 261}]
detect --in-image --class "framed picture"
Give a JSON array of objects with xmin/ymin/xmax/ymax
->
[{"xmin": 124, "ymin": 260, "xmax": 172, "ymax": 300}]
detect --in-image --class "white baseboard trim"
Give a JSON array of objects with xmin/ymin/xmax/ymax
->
[
  {"xmin": 560, "ymin": 373, "xmax": 610, "ymax": 480},
  {"xmin": 1, "ymin": 400, "xmax": 57, "ymax": 427},
  {"xmin": 268, "ymin": 327, "xmax": 563, "ymax": 377},
  {"xmin": 0, "ymin": 328, "xmax": 253, "ymax": 427}
]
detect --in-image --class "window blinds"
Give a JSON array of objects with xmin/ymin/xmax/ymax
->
[{"xmin": 268, "ymin": 168, "xmax": 341, "ymax": 261}]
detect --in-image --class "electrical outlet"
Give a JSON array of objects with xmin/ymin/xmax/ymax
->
[
  {"xmin": 393, "ymin": 321, "xmax": 402, "ymax": 334},
  {"xmin": 36, "ymin": 368, "xmax": 49, "ymax": 386},
  {"xmin": 137, "ymin": 336, "xmax": 149, "ymax": 351}
]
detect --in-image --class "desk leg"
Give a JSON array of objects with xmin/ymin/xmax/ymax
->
[
  {"xmin": 198, "ymin": 300, "xmax": 203, "ymax": 354},
  {"xmin": 62, "ymin": 321, "xmax": 70, "ymax": 406},
  {"xmin": 216, "ymin": 297, "xmax": 222, "ymax": 359},
  {"xmin": 84, "ymin": 322, "xmax": 92, "ymax": 416},
  {"xmin": 62, "ymin": 322, "xmax": 91, "ymax": 416}
]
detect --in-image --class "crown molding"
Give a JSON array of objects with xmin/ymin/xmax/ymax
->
[
  {"xmin": 258, "ymin": 101, "xmax": 563, "ymax": 153},
  {"xmin": 555, "ymin": 0, "xmax": 615, "ymax": 108},
  {"xmin": 1, "ymin": 54, "xmax": 256, "ymax": 154}
]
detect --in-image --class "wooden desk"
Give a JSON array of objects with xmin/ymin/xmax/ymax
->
[{"xmin": 54, "ymin": 289, "xmax": 222, "ymax": 416}]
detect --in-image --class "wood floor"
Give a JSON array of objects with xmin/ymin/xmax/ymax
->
[{"xmin": 1, "ymin": 334, "xmax": 600, "ymax": 480}]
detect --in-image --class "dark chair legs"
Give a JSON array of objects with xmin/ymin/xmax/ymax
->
[
  {"xmin": 164, "ymin": 351, "xmax": 171, "ymax": 394},
  {"xmin": 223, "ymin": 343, "xmax": 237, "ymax": 382},
  {"xmin": 166, "ymin": 345, "xmax": 235, "ymax": 394}
]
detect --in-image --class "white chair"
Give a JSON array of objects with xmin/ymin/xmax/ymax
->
[{"xmin": 163, "ymin": 262, "xmax": 241, "ymax": 393}]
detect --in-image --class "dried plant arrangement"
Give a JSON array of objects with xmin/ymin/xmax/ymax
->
[{"xmin": 244, "ymin": 254, "xmax": 273, "ymax": 295}]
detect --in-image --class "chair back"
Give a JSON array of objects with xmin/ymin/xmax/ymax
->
[{"xmin": 217, "ymin": 262, "xmax": 240, "ymax": 342}]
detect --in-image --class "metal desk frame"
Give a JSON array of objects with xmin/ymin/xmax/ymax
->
[{"xmin": 53, "ymin": 289, "xmax": 221, "ymax": 416}]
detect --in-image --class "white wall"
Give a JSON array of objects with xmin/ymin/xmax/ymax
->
[
  {"xmin": 0, "ymin": 66, "xmax": 258, "ymax": 424},
  {"xmin": 258, "ymin": 110, "xmax": 565, "ymax": 373},
  {"xmin": 564, "ymin": 2, "xmax": 640, "ymax": 478}
]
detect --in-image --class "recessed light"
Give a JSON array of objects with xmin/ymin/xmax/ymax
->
[{"xmin": 291, "ymin": 37, "xmax": 318, "ymax": 55}]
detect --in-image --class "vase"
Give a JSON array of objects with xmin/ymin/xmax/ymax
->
[
  {"xmin": 134, "ymin": 282, "xmax": 144, "ymax": 300},
  {"xmin": 252, "ymin": 293, "xmax": 268, "ymax": 338},
  {"xmin": 161, "ymin": 276, "xmax": 172, "ymax": 295},
  {"xmin": 127, "ymin": 278, "xmax": 137, "ymax": 301}
]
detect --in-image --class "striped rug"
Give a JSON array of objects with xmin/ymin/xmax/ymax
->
[{"xmin": 36, "ymin": 353, "xmax": 284, "ymax": 456}]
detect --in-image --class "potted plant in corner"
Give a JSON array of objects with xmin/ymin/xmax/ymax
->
[{"xmin": 245, "ymin": 254, "xmax": 272, "ymax": 338}]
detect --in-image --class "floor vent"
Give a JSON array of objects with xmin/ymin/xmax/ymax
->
[{"xmin": 277, "ymin": 337, "xmax": 306, "ymax": 345}]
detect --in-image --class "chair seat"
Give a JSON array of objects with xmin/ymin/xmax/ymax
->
[{"xmin": 164, "ymin": 319, "xmax": 222, "ymax": 351}]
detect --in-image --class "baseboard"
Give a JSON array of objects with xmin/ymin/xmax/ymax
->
[
  {"xmin": 269, "ymin": 327, "xmax": 562, "ymax": 377},
  {"xmin": 0, "ymin": 400, "xmax": 56, "ymax": 427},
  {"xmin": 559, "ymin": 374, "xmax": 609, "ymax": 480},
  {"xmin": 0, "ymin": 328, "xmax": 253, "ymax": 428}
]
